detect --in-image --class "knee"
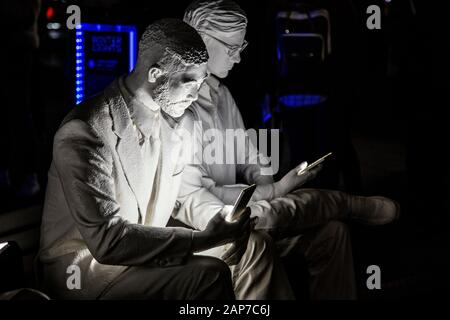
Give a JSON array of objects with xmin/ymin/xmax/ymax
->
[
  {"xmin": 195, "ymin": 256, "xmax": 231, "ymax": 279},
  {"xmin": 192, "ymin": 256, "xmax": 234, "ymax": 298}
]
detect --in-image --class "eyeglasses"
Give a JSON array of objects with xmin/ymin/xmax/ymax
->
[{"xmin": 201, "ymin": 32, "xmax": 248, "ymax": 57}]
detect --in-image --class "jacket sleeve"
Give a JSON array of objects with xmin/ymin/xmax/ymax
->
[
  {"xmin": 224, "ymin": 88, "xmax": 274, "ymax": 188},
  {"xmin": 199, "ymin": 86, "xmax": 275, "ymax": 204},
  {"xmin": 53, "ymin": 119, "xmax": 193, "ymax": 267}
]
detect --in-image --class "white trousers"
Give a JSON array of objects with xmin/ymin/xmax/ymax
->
[
  {"xmin": 201, "ymin": 188, "xmax": 359, "ymax": 300},
  {"xmin": 198, "ymin": 230, "xmax": 295, "ymax": 299}
]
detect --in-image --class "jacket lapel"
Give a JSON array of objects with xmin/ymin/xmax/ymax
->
[{"xmin": 104, "ymin": 81, "xmax": 146, "ymax": 221}]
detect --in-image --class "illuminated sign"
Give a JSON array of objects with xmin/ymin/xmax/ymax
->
[{"xmin": 74, "ymin": 23, "xmax": 137, "ymax": 105}]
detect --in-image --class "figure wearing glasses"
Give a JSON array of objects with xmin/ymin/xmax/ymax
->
[{"xmin": 174, "ymin": 0, "xmax": 401, "ymax": 299}]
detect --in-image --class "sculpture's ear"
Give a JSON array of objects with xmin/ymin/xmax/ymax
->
[{"xmin": 148, "ymin": 65, "xmax": 164, "ymax": 83}]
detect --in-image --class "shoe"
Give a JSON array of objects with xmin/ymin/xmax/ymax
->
[{"xmin": 348, "ymin": 195, "xmax": 400, "ymax": 226}]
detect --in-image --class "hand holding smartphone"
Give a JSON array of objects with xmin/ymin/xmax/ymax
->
[{"xmin": 297, "ymin": 152, "xmax": 333, "ymax": 176}]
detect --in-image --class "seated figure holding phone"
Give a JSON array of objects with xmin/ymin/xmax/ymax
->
[{"xmin": 173, "ymin": 0, "xmax": 400, "ymax": 299}]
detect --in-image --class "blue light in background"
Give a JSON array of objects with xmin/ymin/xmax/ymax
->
[
  {"xmin": 279, "ymin": 94, "xmax": 327, "ymax": 108},
  {"xmin": 74, "ymin": 23, "xmax": 137, "ymax": 105},
  {"xmin": 130, "ymin": 27, "xmax": 136, "ymax": 75},
  {"xmin": 88, "ymin": 59, "xmax": 95, "ymax": 69},
  {"xmin": 75, "ymin": 25, "xmax": 85, "ymax": 105},
  {"xmin": 262, "ymin": 112, "xmax": 272, "ymax": 123},
  {"xmin": 261, "ymin": 94, "xmax": 272, "ymax": 124}
]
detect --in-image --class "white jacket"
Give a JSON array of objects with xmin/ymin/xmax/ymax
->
[{"xmin": 38, "ymin": 80, "xmax": 193, "ymax": 299}]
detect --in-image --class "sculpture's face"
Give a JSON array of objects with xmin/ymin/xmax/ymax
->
[
  {"xmin": 153, "ymin": 62, "xmax": 208, "ymax": 118},
  {"xmin": 204, "ymin": 29, "xmax": 247, "ymax": 78}
]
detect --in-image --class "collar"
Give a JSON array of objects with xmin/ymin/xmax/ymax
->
[
  {"xmin": 206, "ymin": 74, "xmax": 221, "ymax": 93},
  {"xmin": 198, "ymin": 74, "xmax": 221, "ymax": 111},
  {"xmin": 118, "ymin": 76, "xmax": 160, "ymax": 140}
]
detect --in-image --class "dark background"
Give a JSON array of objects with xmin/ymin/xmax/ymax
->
[{"xmin": 1, "ymin": 0, "xmax": 449, "ymax": 299}]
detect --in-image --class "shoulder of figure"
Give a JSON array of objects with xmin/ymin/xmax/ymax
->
[
  {"xmin": 218, "ymin": 81, "xmax": 231, "ymax": 96},
  {"xmin": 56, "ymin": 90, "xmax": 116, "ymax": 149},
  {"xmin": 216, "ymin": 82, "xmax": 239, "ymax": 108}
]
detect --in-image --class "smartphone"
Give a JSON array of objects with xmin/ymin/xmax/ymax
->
[
  {"xmin": 227, "ymin": 184, "xmax": 257, "ymax": 222},
  {"xmin": 297, "ymin": 152, "xmax": 333, "ymax": 176}
]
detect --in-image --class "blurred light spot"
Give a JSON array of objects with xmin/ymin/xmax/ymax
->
[
  {"xmin": 47, "ymin": 22, "xmax": 61, "ymax": 30},
  {"xmin": 46, "ymin": 7, "xmax": 54, "ymax": 20},
  {"xmin": 279, "ymin": 94, "xmax": 327, "ymax": 108}
]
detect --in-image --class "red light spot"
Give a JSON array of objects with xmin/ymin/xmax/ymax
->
[{"xmin": 46, "ymin": 7, "xmax": 54, "ymax": 20}]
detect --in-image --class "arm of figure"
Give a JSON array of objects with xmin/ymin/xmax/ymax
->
[
  {"xmin": 54, "ymin": 120, "xmax": 235, "ymax": 267},
  {"xmin": 172, "ymin": 112, "xmax": 232, "ymax": 229},
  {"xmin": 221, "ymin": 89, "xmax": 322, "ymax": 200},
  {"xmin": 212, "ymin": 86, "xmax": 277, "ymax": 202}
]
